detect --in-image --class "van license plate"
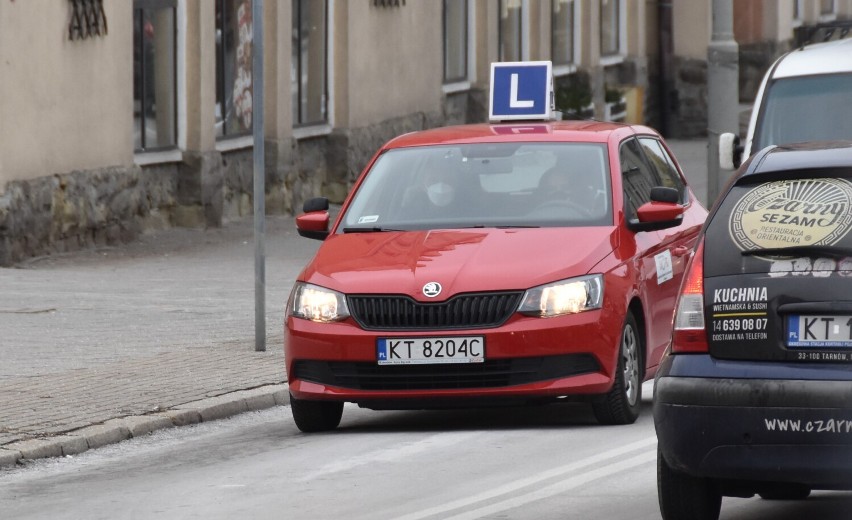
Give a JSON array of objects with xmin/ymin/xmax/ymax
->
[
  {"xmin": 377, "ymin": 337, "xmax": 485, "ymax": 365},
  {"xmin": 787, "ymin": 315, "xmax": 852, "ymax": 348}
]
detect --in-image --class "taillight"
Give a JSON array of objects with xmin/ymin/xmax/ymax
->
[{"xmin": 671, "ymin": 238, "xmax": 708, "ymax": 353}]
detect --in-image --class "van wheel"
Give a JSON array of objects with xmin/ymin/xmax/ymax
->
[
  {"xmin": 290, "ymin": 393, "xmax": 343, "ymax": 432},
  {"xmin": 592, "ymin": 313, "xmax": 642, "ymax": 425},
  {"xmin": 658, "ymin": 448, "xmax": 722, "ymax": 520},
  {"xmin": 759, "ymin": 484, "xmax": 811, "ymax": 500}
]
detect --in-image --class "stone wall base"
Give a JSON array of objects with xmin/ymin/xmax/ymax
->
[
  {"xmin": 0, "ymin": 165, "xmax": 176, "ymax": 266},
  {"xmin": 0, "ymin": 109, "xmax": 451, "ymax": 266},
  {"xmin": 669, "ymin": 57, "xmax": 708, "ymax": 139}
]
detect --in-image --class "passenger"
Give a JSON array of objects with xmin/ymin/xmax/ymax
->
[{"xmin": 401, "ymin": 166, "xmax": 462, "ymax": 220}]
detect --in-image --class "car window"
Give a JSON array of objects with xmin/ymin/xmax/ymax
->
[
  {"xmin": 753, "ymin": 73, "xmax": 852, "ymax": 153},
  {"xmin": 704, "ymin": 170, "xmax": 852, "ymax": 278},
  {"xmin": 638, "ymin": 137, "xmax": 686, "ymax": 203},
  {"xmin": 619, "ymin": 137, "xmax": 657, "ymax": 220},
  {"xmin": 339, "ymin": 143, "xmax": 613, "ymax": 231}
]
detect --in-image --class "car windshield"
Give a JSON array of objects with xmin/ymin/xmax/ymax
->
[
  {"xmin": 338, "ymin": 142, "xmax": 612, "ymax": 232},
  {"xmin": 753, "ymin": 73, "xmax": 852, "ymax": 152}
]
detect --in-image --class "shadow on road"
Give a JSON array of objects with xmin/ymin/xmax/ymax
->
[{"xmin": 334, "ymin": 400, "xmax": 655, "ymax": 433}]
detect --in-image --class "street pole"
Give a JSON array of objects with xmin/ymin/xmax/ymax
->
[
  {"xmin": 707, "ymin": 0, "xmax": 739, "ymax": 206},
  {"xmin": 253, "ymin": 0, "xmax": 266, "ymax": 352}
]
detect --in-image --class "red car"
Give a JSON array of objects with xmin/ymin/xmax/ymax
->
[{"xmin": 285, "ymin": 120, "xmax": 707, "ymax": 432}]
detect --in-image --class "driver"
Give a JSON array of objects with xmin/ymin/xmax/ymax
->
[{"xmin": 535, "ymin": 164, "xmax": 604, "ymax": 217}]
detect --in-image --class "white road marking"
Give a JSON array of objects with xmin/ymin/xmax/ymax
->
[
  {"xmin": 394, "ymin": 436, "xmax": 657, "ymax": 520},
  {"xmin": 298, "ymin": 431, "xmax": 482, "ymax": 482}
]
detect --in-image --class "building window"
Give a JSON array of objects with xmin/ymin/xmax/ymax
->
[
  {"xmin": 600, "ymin": 0, "xmax": 620, "ymax": 56},
  {"xmin": 292, "ymin": 0, "xmax": 328, "ymax": 127},
  {"xmin": 443, "ymin": 0, "xmax": 468, "ymax": 83},
  {"xmin": 133, "ymin": 0, "xmax": 177, "ymax": 152},
  {"xmin": 551, "ymin": 0, "xmax": 575, "ymax": 66},
  {"xmin": 216, "ymin": 0, "xmax": 254, "ymax": 138},
  {"xmin": 499, "ymin": 0, "xmax": 522, "ymax": 62},
  {"xmin": 820, "ymin": 0, "xmax": 836, "ymax": 15}
]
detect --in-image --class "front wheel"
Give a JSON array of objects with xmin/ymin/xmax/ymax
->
[
  {"xmin": 592, "ymin": 312, "xmax": 642, "ymax": 425},
  {"xmin": 658, "ymin": 448, "xmax": 722, "ymax": 520},
  {"xmin": 290, "ymin": 393, "xmax": 343, "ymax": 433}
]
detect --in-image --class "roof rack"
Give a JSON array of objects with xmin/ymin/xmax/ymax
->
[{"xmin": 794, "ymin": 20, "xmax": 852, "ymax": 48}]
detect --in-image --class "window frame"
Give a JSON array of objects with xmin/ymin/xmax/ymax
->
[
  {"xmin": 443, "ymin": 0, "xmax": 469, "ymax": 85},
  {"xmin": 292, "ymin": 0, "xmax": 330, "ymax": 129},
  {"xmin": 133, "ymin": 0, "xmax": 179, "ymax": 154},
  {"xmin": 819, "ymin": 0, "xmax": 837, "ymax": 22},
  {"xmin": 215, "ymin": 0, "xmax": 254, "ymax": 141},
  {"xmin": 551, "ymin": 0, "xmax": 579, "ymax": 76},
  {"xmin": 792, "ymin": 0, "xmax": 804, "ymax": 27},
  {"xmin": 498, "ymin": 0, "xmax": 525, "ymax": 62},
  {"xmin": 599, "ymin": 0, "xmax": 626, "ymax": 66}
]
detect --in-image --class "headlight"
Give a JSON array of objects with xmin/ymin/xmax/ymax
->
[
  {"xmin": 288, "ymin": 282, "xmax": 350, "ymax": 323},
  {"xmin": 518, "ymin": 274, "xmax": 603, "ymax": 318}
]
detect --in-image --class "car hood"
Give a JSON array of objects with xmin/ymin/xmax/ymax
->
[{"xmin": 300, "ymin": 228, "xmax": 618, "ymax": 301}]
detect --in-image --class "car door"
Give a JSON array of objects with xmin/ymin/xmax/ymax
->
[
  {"xmin": 636, "ymin": 136, "xmax": 704, "ymax": 367},
  {"xmin": 619, "ymin": 136, "xmax": 694, "ymax": 371}
]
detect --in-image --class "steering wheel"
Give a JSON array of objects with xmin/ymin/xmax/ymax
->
[{"xmin": 530, "ymin": 199, "xmax": 594, "ymax": 219}]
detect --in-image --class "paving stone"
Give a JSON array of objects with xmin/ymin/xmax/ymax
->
[
  {"xmin": 57, "ymin": 435, "xmax": 89, "ymax": 456},
  {"xmin": 0, "ymin": 448, "xmax": 22, "ymax": 468},
  {"xmin": 156, "ymin": 409, "xmax": 201, "ymax": 427},
  {"xmin": 122, "ymin": 415, "xmax": 174, "ymax": 438},
  {"xmin": 75, "ymin": 420, "xmax": 132, "ymax": 450},
  {"xmin": 6, "ymin": 438, "xmax": 63, "ymax": 460}
]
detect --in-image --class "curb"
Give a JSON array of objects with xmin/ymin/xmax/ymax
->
[{"xmin": 0, "ymin": 383, "xmax": 291, "ymax": 469}]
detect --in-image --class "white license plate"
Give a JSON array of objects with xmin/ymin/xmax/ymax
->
[
  {"xmin": 377, "ymin": 336, "xmax": 485, "ymax": 365},
  {"xmin": 787, "ymin": 315, "xmax": 852, "ymax": 348}
]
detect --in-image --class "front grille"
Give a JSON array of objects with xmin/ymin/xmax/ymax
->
[
  {"xmin": 348, "ymin": 291, "xmax": 523, "ymax": 330},
  {"xmin": 292, "ymin": 354, "xmax": 600, "ymax": 391}
]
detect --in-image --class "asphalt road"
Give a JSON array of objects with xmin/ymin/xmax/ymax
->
[{"xmin": 2, "ymin": 384, "xmax": 851, "ymax": 520}]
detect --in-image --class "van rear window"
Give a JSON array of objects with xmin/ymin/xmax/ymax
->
[{"xmin": 704, "ymin": 174, "xmax": 852, "ymax": 277}]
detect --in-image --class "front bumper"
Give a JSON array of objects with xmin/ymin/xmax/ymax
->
[
  {"xmin": 654, "ymin": 355, "xmax": 852, "ymax": 489},
  {"xmin": 285, "ymin": 309, "xmax": 622, "ymax": 405}
]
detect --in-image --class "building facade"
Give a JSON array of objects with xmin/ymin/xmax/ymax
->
[{"xmin": 0, "ymin": 0, "xmax": 846, "ymax": 265}]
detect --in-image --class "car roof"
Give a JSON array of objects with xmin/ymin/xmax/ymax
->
[
  {"xmin": 381, "ymin": 120, "xmax": 649, "ymax": 150},
  {"xmin": 773, "ymin": 38, "xmax": 852, "ymax": 79},
  {"xmin": 749, "ymin": 141, "xmax": 852, "ymax": 175}
]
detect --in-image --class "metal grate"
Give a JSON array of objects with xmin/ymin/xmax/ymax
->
[
  {"xmin": 347, "ymin": 292, "xmax": 524, "ymax": 331},
  {"xmin": 292, "ymin": 355, "xmax": 600, "ymax": 391},
  {"xmin": 68, "ymin": 0, "xmax": 108, "ymax": 41}
]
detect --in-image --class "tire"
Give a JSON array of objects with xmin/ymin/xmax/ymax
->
[
  {"xmin": 759, "ymin": 484, "xmax": 811, "ymax": 500},
  {"xmin": 592, "ymin": 312, "xmax": 642, "ymax": 425},
  {"xmin": 290, "ymin": 393, "xmax": 343, "ymax": 433},
  {"xmin": 658, "ymin": 448, "xmax": 722, "ymax": 520}
]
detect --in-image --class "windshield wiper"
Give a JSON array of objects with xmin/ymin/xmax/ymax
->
[{"xmin": 741, "ymin": 245, "xmax": 852, "ymax": 258}]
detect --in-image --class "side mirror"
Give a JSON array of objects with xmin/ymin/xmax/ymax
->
[
  {"xmin": 303, "ymin": 197, "xmax": 329, "ymax": 213},
  {"xmin": 628, "ymin": 187, "xmax": 685, "ymax": 232},
  {"xmin": 296, "ymin": 197, "xmax": 331, "ymax": 240},
  {"xmin": 719, "ymin": 133, "xmax": 742, "ymax": 171},
  {"xmin": 650, "ymin": 186, "xmax": 679, "ymax": 204}
]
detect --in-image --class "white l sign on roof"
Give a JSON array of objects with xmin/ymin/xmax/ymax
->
[{"xmin": 489, "ymin": 61, "xmax": 554, "ymax": 122}]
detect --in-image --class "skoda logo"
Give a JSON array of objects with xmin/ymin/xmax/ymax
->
[{"xmin": 422, "ymin": 282, "xmax": 442, "ymax": 298}]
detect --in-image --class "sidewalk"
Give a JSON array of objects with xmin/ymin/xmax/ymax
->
[
  {"xmin": 0, "ymin": 140, "xmax": 710, "ymax": 468},
  {"xmin": 0, "ymin": 216, "xmax": 321, "ymax": 467}
]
